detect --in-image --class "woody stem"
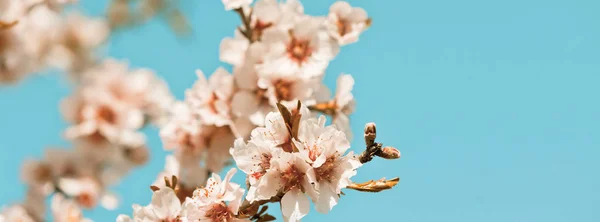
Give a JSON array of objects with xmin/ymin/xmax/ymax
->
[{"xmin": 234, "ymin": 8, "xmax": 254, "ymax": 42}]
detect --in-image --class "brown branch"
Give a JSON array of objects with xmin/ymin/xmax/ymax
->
[
  {"xmin": 346, "ymin": 177, "xmax": 400, "ymax": 192},
  {"xmin": 234, "ymin": 8, "xmax": 254, "ymax": 42},
  {"xmin": 238, "ymin": 194, "xmax": 283, "ymax": 219}
]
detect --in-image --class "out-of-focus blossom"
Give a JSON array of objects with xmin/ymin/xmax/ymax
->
[
  {"xmin": 221, "ymin": 0, "xmax": 253, "ymax": 11},
  {"xmin": 0, "ymin": 2, "xmax": 61, "ymax": 84},
  {"xmin": 220, "ymin": 31, "xmax": 249, "ymax": 66},
  {"xmin": 0, "ymin": 205, "xmax": 35, "ymax": 222},
  {"xmin": 81, "ymin": 59, "xmax": 174, "ymax": 125},
  {"xmin": 51, "ymin": 194, "xmax": 92, "ymax": 222},
  {"xmin": 57, "ymin": 177, "xmax": 103, "ymax": 209},
  {"xmin": 47, "ymin": 13, "xmax": 109, "ymax": 75},
  {"xmin": 249, "ymin": 0, "xmax": 304, "ymax": 40},
  {"xmin": 160, "ymin": 101, "xmax": 237, "ymax": 173},
  {"xmin": 185, "ymin": 68, "xmax": 234, "ymax": 127},
  {"xmin": 61, "ymin": 87, "xmax": 144, "ymax": 154},
  {"xmin": 257, "ymin": 70, "xmax": 320, "ymax": 108},
  {"xmin": 326, "ymin": 1, "xmax": 369, "ymax": 45}
]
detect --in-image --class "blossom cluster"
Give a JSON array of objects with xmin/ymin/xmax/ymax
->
[
  {"xmin": 121, "ymin": 106, "xmax": 362, "ymax": 221},
  {"xmin": 118, "ymin": 168, "xmax": 246, "ymax": 222},
  {"xmin": 231, "ymin": 104, "xmax": 361, "ymax": 221},
  {"xmin": 157, "ymin": 0, "xmax": 369, "ymax": 196},
  {"xmin": 0, "ymin": 0, "xmax": 109, "ymax": 83},
  {"xmin": 1, "ymin": 0, "xmax": 403, "ymax": 221},
  {"xmin": 1, "ymin": 1, "xmax": 175, "ymax": 220},
  {"xmin": 8, "ymin": 58, "xmax": 174, "ymax": 221}
]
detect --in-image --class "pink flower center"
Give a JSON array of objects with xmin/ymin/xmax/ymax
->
[
  {"xmin": 273, "ymin": 79, "xmax": 294, "ymax": 102},
  {"xmin": 97, "ymin": 105, "xmax": 117, "ymax": 124},
  {"xmin": 336, "ymin": 18, "xmax": 352, "ymax": 36},
  {"xmin": 286, "ymin": 37, "xmax": 313, "ymax": 64},
  {"xmin": 281, "ymin": 165, "xmax": 305, "ymax": 192},
  {"xmin": 315, "ymin": 157, "xmax": 337, "ymax": 183},
  {"xmin": 205, "ymin": 203, "xmax": 234, "ymax": 222},
  {"xmin": 207, "ymin": 92, "xmax": 219, "ymax": 114},
  {"xmin": 251, "ymin": 153, "xmax": 272, "ymax": 180},
  {"xmin": 76, "ymin": 193, "xmax": 96, "ymax": 209},
  {"xmin": 160, "ymin": 218, "xmax": 179, "ymax": 222}
]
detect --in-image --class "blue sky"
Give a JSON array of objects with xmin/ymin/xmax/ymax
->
[{"xmin": 1, "ymin": 0, "xmax": 599, "ymax": 221}]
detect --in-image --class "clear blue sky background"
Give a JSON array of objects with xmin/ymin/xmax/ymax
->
[{"xmin": 1, "ymin": 0, "xmax": 599, "ymax": 221}]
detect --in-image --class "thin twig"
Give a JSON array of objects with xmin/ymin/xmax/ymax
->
[{"xmin": 234, "ymin": 8, "xmax": 254, "ymax": 42}]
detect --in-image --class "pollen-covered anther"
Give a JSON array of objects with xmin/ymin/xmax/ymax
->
[
  {"xmin": 205, "ymin": 202, "xmax": 234, "ymax": 222},
  {"xmin": 280, "ymin": 165, "xmax": 304, "ymax": 192},
  {"xmin": 315, "ymin": 157, "xmax": 337, "ymax": 182},
  {"xmin": 286, "ymin": 37, "xmax": 313, "ymax": 64}
]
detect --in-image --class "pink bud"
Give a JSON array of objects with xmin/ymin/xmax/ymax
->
[
  {"xmin": 364, "ymin": 122, "xmax": 377, "ymax": 145},
  {"xmin": 364, "ymin": 122, "xmax": 376, "ymax": 135},
  {"xmin": 379, "ymin": 146, "xmax": 401, "ymax": 159}
]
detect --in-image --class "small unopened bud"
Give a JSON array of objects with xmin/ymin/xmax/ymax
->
[
  {"xmin": 364, "ymin": 122, "xmax": 377, "ymax": 145},
  {"xmin": 124, "ymin": 146, "xmax": 149, "ymax": 166},
  {"xmin": 379, "ymin": 146, "xmax": 401, "ymax": 160}
]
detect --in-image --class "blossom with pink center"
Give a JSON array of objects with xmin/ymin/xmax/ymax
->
[
  {"xmin": 185, "ymin": 68, "xmax": 234, "ymax": 127},
  {"xmin": 118, "ymin": 188, "xmax": 186, "ymax": 222},
  {"xmin": 249, "ymin": 0, "xmax": 304, "ymax": 40},
  {"xmin": 256, "ymin": 16, "xmax": 339, "ymax": 78},
  {"xmin": 61, "ymin": 87, "xmax": 145, "ymax": 152},
  {"xmin": 326, "ymin": 1, "xmax": 370, "ymax": 45},
  {"xmin": 253, "ymin": 151, "xmax": 317, "ymax": 222},
  {"xmin": 160, "ymin": 102, "xmax": 205, "ymax": 164},
  {"xmin": 230, "ymin": 135, "xmax": 281, "ymax": 201},
  {"xmin": 56, "ymin": 177, "xmax": 113, "ymax": 209},
  {"xmin": 80, "ymin": 59, "xmax": 174, "ymax": 126},
  {"xmin": 293, "ymin": 115, "xmax": 361, "ymax": 213}
]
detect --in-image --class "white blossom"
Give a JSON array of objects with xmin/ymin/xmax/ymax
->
[
  {"xmin": 326, "ymin": 1, "xmax": 369, "ymax": 45},
  {"xmin": 257, "ymin": 16, "xmax": 339, "ymax": 78},
  {"xmin": 293, "ymin": 115, "xmax": 361, "ymax": 213},
  {"xmin": 187, "ymin": 168, "xmax": 246, "ymax": 221},
  {"xmin": 0, "ymin": 205, "xmax": 35, "ymax": 222},
  {"xmin": 51, "ymin": 194, "xmax": 92, "ymax": 222},
  {"xmin": 186, "ymin": 68, "xmax": 234, "ymax": 127}
]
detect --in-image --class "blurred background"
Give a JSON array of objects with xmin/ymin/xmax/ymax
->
[{"xmin": 1, "ymin": 0, "xmax": 599, "ymax": 221}]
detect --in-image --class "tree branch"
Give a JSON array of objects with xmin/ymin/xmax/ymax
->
[
  {"xmin": 234, "ymin": 7, "xmax": 254, "ymax": 42},
  {"xmin": 357, "ymin": 122, "xmax": 400, "ymax": 164}
]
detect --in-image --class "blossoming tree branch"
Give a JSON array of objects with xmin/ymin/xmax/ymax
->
[{"xmin": 0, "ymin": 0, "xmax": 401, "ymax": 221}]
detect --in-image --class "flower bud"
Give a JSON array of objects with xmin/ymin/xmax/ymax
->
[
  {"xmin": 379, "ymin": 146, "xmax": 401, "ymax": 160},
  {"xmin": 364, "ymin": 122, "xmax": 377, "ymax": 145}
]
